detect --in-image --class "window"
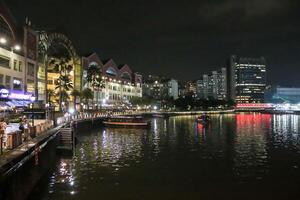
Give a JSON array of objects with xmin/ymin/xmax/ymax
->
[
  {"xmin": 13, "ymin": 60, "xmax": 17, "ymax": 70},
  {"xmin": 13, "ymin": 78, "xmax": 22, "ymax": 90},
  {"xmin": 0, "ymin": 16, "xmax": 14, "ymax": 39},
  {"xmin": 27, "ymin": 79, "xmax": 34, "ymax": 93},
  {"xmin": 0, "ymin": 56, "xmax": 10, "ymax": 68},
  {"xmin": 19, "ymin": 61, "xmax": 22, "ymax": 72},
  {"xmin": 5, "ymin": 75, "xmax": 11, "ymax": 89},
  {"xmin": 121, "ymin": 72, "xmax": 131, "ymax": 80},
  {"xmin": 106, "ymin": 67, "xmax": 117, "ymax": 76},
  {"xmin": 0, "ymin": 74, "xmax": 3, "ymax": 86},
  {"xmin": 27, "ymin": 62, "xmax": 35, "ymax": 76}
]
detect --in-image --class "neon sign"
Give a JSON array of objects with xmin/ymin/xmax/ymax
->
[
  {"xmin": 0, "ymin": 89, "xmax": 9, "ymax": 98},
  {"xmin": 0, "ymin": 89, "xmax": 33, "ymax": 100}
]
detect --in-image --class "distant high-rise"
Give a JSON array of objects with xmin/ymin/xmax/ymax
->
[
  {"xmin": 142, "ymin": 75, "xmax": 178, "ymax": 100},
  {"xmin": 196, "ymin": 68, "xmax": 227, "ymax": 100},
  {"xmin": 228, "ymin": 55, "xmax": 266, "ymax": 103}
]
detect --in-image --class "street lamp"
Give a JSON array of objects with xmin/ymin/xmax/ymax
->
[
  {"xmin": 62, "ymin": 101, "xmax": 65, "ymax": 112},
  {"xmin": 0, "ymin": 37, "xmax": 7, "ymax": 44},
  {"xmin": 14, "ymin": 44, "xmax": 21, "ymax": 51},
  {"xmin": 30, "ymin": 96, "xmax": 36, "ymax": 126},
  {"xmin": 45, "ymin": 103, "xmax": 50, "ymax": 120}
]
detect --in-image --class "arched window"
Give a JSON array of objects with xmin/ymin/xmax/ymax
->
[
  {"xmin": 0, "ymin": 16, "xmax": 14, "ymax": 40},
  {"xmin": 89, "ymin": 62, "xmax": 99, "ymax": 68},
  {"xmin": 106, "ymin": 67, "xmax": 117, "ymax": 76},
  {"xmin": 121, "ymin": 72, "xmax": 131, "ymax": 80}
]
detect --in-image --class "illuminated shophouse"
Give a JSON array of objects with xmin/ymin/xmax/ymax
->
[{"xmin": 82, "ymin": 53, "xmax": 142, "ymax": 107}]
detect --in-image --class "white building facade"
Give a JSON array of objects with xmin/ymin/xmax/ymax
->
[{"xmin": 82, "ymin": 53, "xmax": 142, "ymax": 106}]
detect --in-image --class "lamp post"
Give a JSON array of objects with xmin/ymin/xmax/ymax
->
[
  {"xmin": 30, "ymin": 96, "xmax": 36, "ymax": 126},
  {"xmin": 45, "ymin": 103, "xmax": 50, "ymax": 120}
]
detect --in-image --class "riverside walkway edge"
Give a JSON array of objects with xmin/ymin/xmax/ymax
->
[{"xmin": 0, "ymin": 125, "xmax": 63, "ymax": 178}]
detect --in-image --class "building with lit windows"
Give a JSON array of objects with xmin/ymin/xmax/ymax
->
[
  {"xmin": 82, "ymin": 53, "xmax": 142, "ymax": 106},
  {"xmin": 185, "ymin": 81, "xmax": 197, "ymax": 94},
  {"xmin": 227, "ymin": 55, "xmax": 266, "ymax": 103},
  {"xmin": 37, "ymin": 32, "xmax": 82, "ymax": 108},
  {"xmin": 265, "ymin": 86, "xmax": 300, "ymax": 104},
  {"xmin": 196, "ymin": 68, "xmax": 227, "ymax": 100},
  {"xmin": 142, "ymin": 76, "xmax": 178, "ymax": 100},
  {"xmin": 0, "ymin": 2, "xmax": 38, "ymax": 107}
]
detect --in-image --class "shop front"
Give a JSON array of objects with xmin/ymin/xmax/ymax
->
[{"xmin": 0, "ymin": 89, "xmax": 34, "ymax": 111}]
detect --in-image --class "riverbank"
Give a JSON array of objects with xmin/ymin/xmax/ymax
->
[{"xmin": 0, "ymin": 125, "xmax": 61, "ymax": 179}]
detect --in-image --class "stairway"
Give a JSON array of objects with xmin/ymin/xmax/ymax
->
[{"xmin": 57, "ymin": 127, "xmax": 74, "ymax": 151}]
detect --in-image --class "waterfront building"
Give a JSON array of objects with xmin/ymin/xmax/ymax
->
[
  {"xmin": 0, "ymin": 2, "xmax": 38, "ymax": 107},
  {"xmin": 265, "ymin": 86, "xmax": 300, "ymax": 103},
  {"xmin": 82, "ymin": 53, "xmax": 142, "ymax": 106},
  {"xmin": 196, "ymin": 68, "xmax": 227, "ymax": 100},
  {"xmin": 37, "ymin": 32, "xmax": 82, "ymax": 109},
  {"xmin": 227, "ymin": 55, "xmax": 266, "ymax": 103},
  {"xmin": 142, "ymin": 76, "xmax": 178, "ymax": 100}
]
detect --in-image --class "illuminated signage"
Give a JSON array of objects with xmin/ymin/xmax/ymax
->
[
  {"xmin": 0, "ymin": 89, "xmax": 33, "ymax": 100},
  {"xmin": 0, "ymin": 89, "xmax": 9, "ymax": 98}
]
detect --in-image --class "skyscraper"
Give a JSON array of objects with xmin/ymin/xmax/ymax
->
[
  {"xmin": 228, "ymin": 55, "xmax": 266, "ymax": 103},
  {"xmin": 196, "ymin": 68, "xmax": 227, "ymax": 100}
]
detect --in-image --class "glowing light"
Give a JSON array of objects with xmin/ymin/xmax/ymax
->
[
  {"xmin": 236, "ymin": 103, "xmax": 272, "ymax": 108},
  {"xmin": 0, "ymin": 37, "xmax": 7, "ymax": 44},
  {"xmin": 69, "ymin": 108, "xmax": 75, "ymax": 114},
  {"xmin": 14, "ymin": 45, "xmax": 21, "ymax": 51},
  {"xmin": 30, "ymin": 96, "xmax": 36, "ymax": 102}
]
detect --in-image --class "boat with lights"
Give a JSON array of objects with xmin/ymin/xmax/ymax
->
[{"xmin": 103, "ymin": 116, "xmax": 150, "ymax": 128}]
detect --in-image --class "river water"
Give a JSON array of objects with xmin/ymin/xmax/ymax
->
[{"xmin": 29, "ymin": 113, "xmax": 300, "ymax": 200}]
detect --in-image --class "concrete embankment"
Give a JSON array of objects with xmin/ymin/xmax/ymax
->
[
  {"xmin": 0, "ymin": 128, "xmax": 60, "ymax": 200},
  {"xmin": 0, "ymin": 117, "xmax": 108, "ymax": 200}
]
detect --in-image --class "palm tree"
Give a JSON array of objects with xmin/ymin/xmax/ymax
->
[
  {"xmin": 86, "ymin": 64, "xmax": 105, "ymax": 109},
  {"xmin": 55, "ymin": 75, "xmax": 73, "ymax": 111},
  {"xmin": 71, "ymin": 89, "xmax": 81, "ymax": 111},
  {"xmin": 47, "ymin": 89, "xmax": 55, "ymax": 105},
  {"xmin": 81, "ymin": 88, "xmax": 94, "ymax": 109}
]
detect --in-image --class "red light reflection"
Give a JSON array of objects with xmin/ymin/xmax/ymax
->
[{"xmin": 236, "ymin": 113, "xmax": 271, "ymax": 131}]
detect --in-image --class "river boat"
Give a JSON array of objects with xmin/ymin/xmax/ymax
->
[
  {"xmin": 103, "ymin": 116, "xmax": 150, "ymax": 128},
  {"xmin": 196, "ymin": 115, "xmax": 211, "ymax": 126}
]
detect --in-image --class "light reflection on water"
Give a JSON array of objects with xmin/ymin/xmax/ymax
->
[{"xmin": 32, "ymin": 113, "xmax": 300, "ymax": 200}]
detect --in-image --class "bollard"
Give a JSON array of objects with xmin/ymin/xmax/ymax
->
[
  {"xmin": 29, "ymin": 126, "xmax": 36, "ymax": 138},
  {"xmin": 24, "ymin": 128, "xmax": 29, "ymax": 142}
]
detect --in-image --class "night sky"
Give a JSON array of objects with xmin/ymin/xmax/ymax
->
[{"xmin": 4, "ymin": 0, "xmax": 300, "ymax": 85}]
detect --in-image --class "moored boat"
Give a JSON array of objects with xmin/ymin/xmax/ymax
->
[{"xmin": 103, "ymin": 116, "xmax": 150, "ymax": 128}]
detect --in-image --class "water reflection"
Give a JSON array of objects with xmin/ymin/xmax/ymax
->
[{"xmin": 31, "ymin": 113, "xmax": 300, "ymax": 200}]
